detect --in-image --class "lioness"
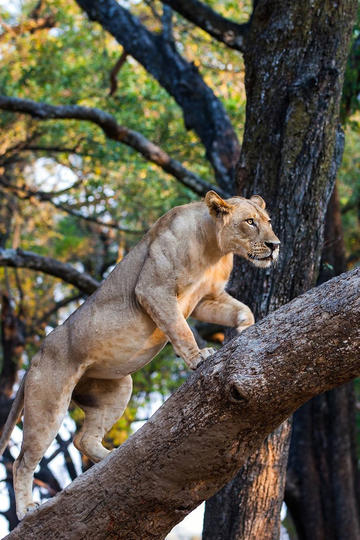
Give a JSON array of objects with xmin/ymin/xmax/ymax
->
[{"xmin": 0, "ymin": 191, "xmax": 279, "ymax": 519}]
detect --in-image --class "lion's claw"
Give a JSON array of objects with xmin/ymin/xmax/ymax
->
[{"xmin": 188, "ymin": 347, "xmax": 216, "ymax": 370}]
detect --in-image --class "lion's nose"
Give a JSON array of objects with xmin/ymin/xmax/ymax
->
[{"xmin": 265, "ymin": 241, "xmax": 280, "ymax": 252}]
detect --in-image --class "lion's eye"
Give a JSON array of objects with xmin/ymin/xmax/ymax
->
[{"xmin": 246, "ymin": 218, "xmax": 255, "ymax": 225}]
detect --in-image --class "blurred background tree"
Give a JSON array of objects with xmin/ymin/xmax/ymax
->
[{"xmin": 0, "ymin": 0, "xmax": 359, "ymax": 537}]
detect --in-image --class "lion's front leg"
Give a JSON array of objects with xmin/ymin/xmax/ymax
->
[
  {"xmin": 192, "ymin": 291, "xmax": 254, "ymax": 333},
  {"xmin": 135, "ymin": 281, "xmax": 206, "ymax": 370}
]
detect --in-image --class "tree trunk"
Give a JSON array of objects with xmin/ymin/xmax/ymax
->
[
  {"xmin": 204, "ymin": 421, "xmax": 291, "ymax": 539},
  {"xmin": 286, "ymin": 384, "xmax": 360, "ymax": 540},
  {"xmin": 285, "ymin": 185, "xmax": 360, "ymax": 540},
  {"xmin": 5, "ymin": 267, "xmax": 360, "ymax": 540},
  {"xmin": 203, "ymin": 1, "xmax": 357, "ymax": 538}
]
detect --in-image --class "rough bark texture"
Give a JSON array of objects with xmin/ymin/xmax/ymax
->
[
  {"xmin": 203, "ymin": 1, "xmax": 357, "ymax": 538},
  {"xmin": 285, "ymin": 185, "xmax": 360, "ymax": 540},
  {"xmin": 286, "ymin": 384, "xmax": 360, "ymax": 540},
  {"xmin": 204, "ymin": 419, "xmax": 291, "ymax": 539},
  {"xmin": 5, "ymin": 268, "xmax": 360, "ymax": 540},
  {"xmin": 75, "ymin": 0, "xmax": 240, "ymax": 192}
]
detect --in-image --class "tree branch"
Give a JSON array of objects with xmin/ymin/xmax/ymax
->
[
  {"xmin": 161, "ymin": 0, "xmax": 248, "ymax": 52},
  {"xmin": 0, "ymin": 0, "xmax": 56, "ymax": 41},
  {"xmin": 0, "ymin": 176, "xmax": 143, "ymax": 234},
  {"xmin": 109, "ymin": 50, "xmax": 128, "ymax": 96},
  {"xmin": 75, "ymin": 0, "xmax": 240, "ymax": 192},
  {"xmin": 0, "ymin": 248, "xmax": 99, "ymax": 295},
  {"xmin": 6, "ymin": 267, "xmax": 360, "ymax": 539},
  {"xmin": 0, "ymin": 14, "xmax": 56, "ymax": 41},
  {"xmin": 0, "ymin": 95, "xmax": 227, "ymax": 198}
]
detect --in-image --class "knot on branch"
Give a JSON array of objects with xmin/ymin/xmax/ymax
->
[{"xmin": 228, "ymin": 381, "xmax": 249, "ymax": 404}]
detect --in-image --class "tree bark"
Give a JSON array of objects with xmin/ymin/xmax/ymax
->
[
  {"xmin": 204, "ymin": 420, "xmax": 291, "ymax": 539},
  {"xmin": 204, "ymin": 1, "xmax": 357, "ymax": 538},
  {"xmin": 286, "ymin": 384, "xmax": 360, "ymax": 540},
  {"xmin": 5, "ymin": 267, "xmax": 360, "ymax": 540},
  {"xmin": 285, "ymin": 184, "xmax": 360, "ymax": 540}
]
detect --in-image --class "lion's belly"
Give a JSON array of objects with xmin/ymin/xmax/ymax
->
[
  {"xmin": 83, "ymin": 317, "xmax": 167, "ymax": 379},
  {"xmin": 85, "ymin": 340, "xmax": 167, "ymax": 379}
]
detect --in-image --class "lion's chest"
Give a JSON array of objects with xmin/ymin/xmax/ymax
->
[
  {"xmin": 176, "ymin": 255, "xmax": 233, "ymax": 318},
  {"xmin": 177, "ymin": 279, "xmax": 208, "ymax": 319}
]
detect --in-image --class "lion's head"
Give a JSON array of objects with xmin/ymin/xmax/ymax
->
[{"xmin": 205, "ymin": 191, "xmax": 280, "ymax": 268}]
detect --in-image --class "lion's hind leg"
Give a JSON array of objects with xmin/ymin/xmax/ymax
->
[
  {"xmin": 14, "ymin": 361, "xmax": 82, "ymax": 520},
  {"xmin": 72, "ymin": 375, "xmax": 132, "ymax": 463}
]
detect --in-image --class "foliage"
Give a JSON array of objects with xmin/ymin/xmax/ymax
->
[
  {"xmin": 339, "ymin": 6, "xmax": 360, "ymax": 269},
  {"xmin": 341, "ymin": 4, "xmax": 360, "ymax": 122},
  {"xmin": 338, "ymin": 118, "xmax": 360, "ymax": 267}
]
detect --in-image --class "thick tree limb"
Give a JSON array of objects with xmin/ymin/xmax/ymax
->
[
  {"xmin": 75, "ymin": 0, "xmax": 240, "ymax": 192},
  {"xmin": 161, "ymin": 0, "xmax": 248, "ymax": 52},
  {"xmin": 5, "ymin": 268, "xmax": 360, "ymax": 539},
  {"xmin": 0, "ymin": 248, "xmax": 99, "ymax": 295},
  {"xmin": 0, "ymin": 95, "xmax": 226, "ymax": 198}
]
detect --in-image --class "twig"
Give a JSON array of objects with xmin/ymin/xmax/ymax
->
[{"xmin": 109, "ymin": 50, "xmax": 128, "ymax": 96}]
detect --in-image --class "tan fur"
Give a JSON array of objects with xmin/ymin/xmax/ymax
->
[{"xmin": 0, "ymin": 192, "xmax": 279, "ymax": 519}]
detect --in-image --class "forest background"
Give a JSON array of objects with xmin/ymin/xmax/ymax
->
[{"xmin": 0, "ymin": 0, "xmax": 359, "ymax": 538}]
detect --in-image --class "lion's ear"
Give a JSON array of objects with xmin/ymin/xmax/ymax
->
[
  {"xmin": 205, "ymin": 191, "xmax": 233, "ymax": 218},
  {"xmin": 250, "ymin": 195, "xmax": 266, "ymax": 209}
]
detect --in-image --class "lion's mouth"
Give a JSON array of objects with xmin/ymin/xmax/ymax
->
[
  {"xmin": 247, "ymin": 250, "xmax": 279, "ymax": 268},
  {"xmin": 247, "ymin": 253, "xmax": 273, "ymax": 262}
]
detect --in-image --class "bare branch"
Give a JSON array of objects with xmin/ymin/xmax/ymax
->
[
  {"xmin": 5, "ymin": 267, "xmax": 360, "ymax": 538},
  {"xmin": 0, "ymin": 95, "xmax": 228, "ymax": 198},
  {"xmin": 0, "ymin": 248, "xmax": 100, "ymax": 295},
  {"xmin": 161, "ymin": 0, "xmax": 248, "ymax": 52},
  {"xmin": 109, "ymin": 50, "xmax": 128, "ymax": 96}
]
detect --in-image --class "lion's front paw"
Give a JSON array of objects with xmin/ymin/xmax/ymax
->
[{"xmin": 188, "ymin": 347, "xmax": 216, "ymax": 370}]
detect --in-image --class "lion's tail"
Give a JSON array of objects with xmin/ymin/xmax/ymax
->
[{"xmin": 0, "ymin": 373, "xmax": 26, "ymax": 456}]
